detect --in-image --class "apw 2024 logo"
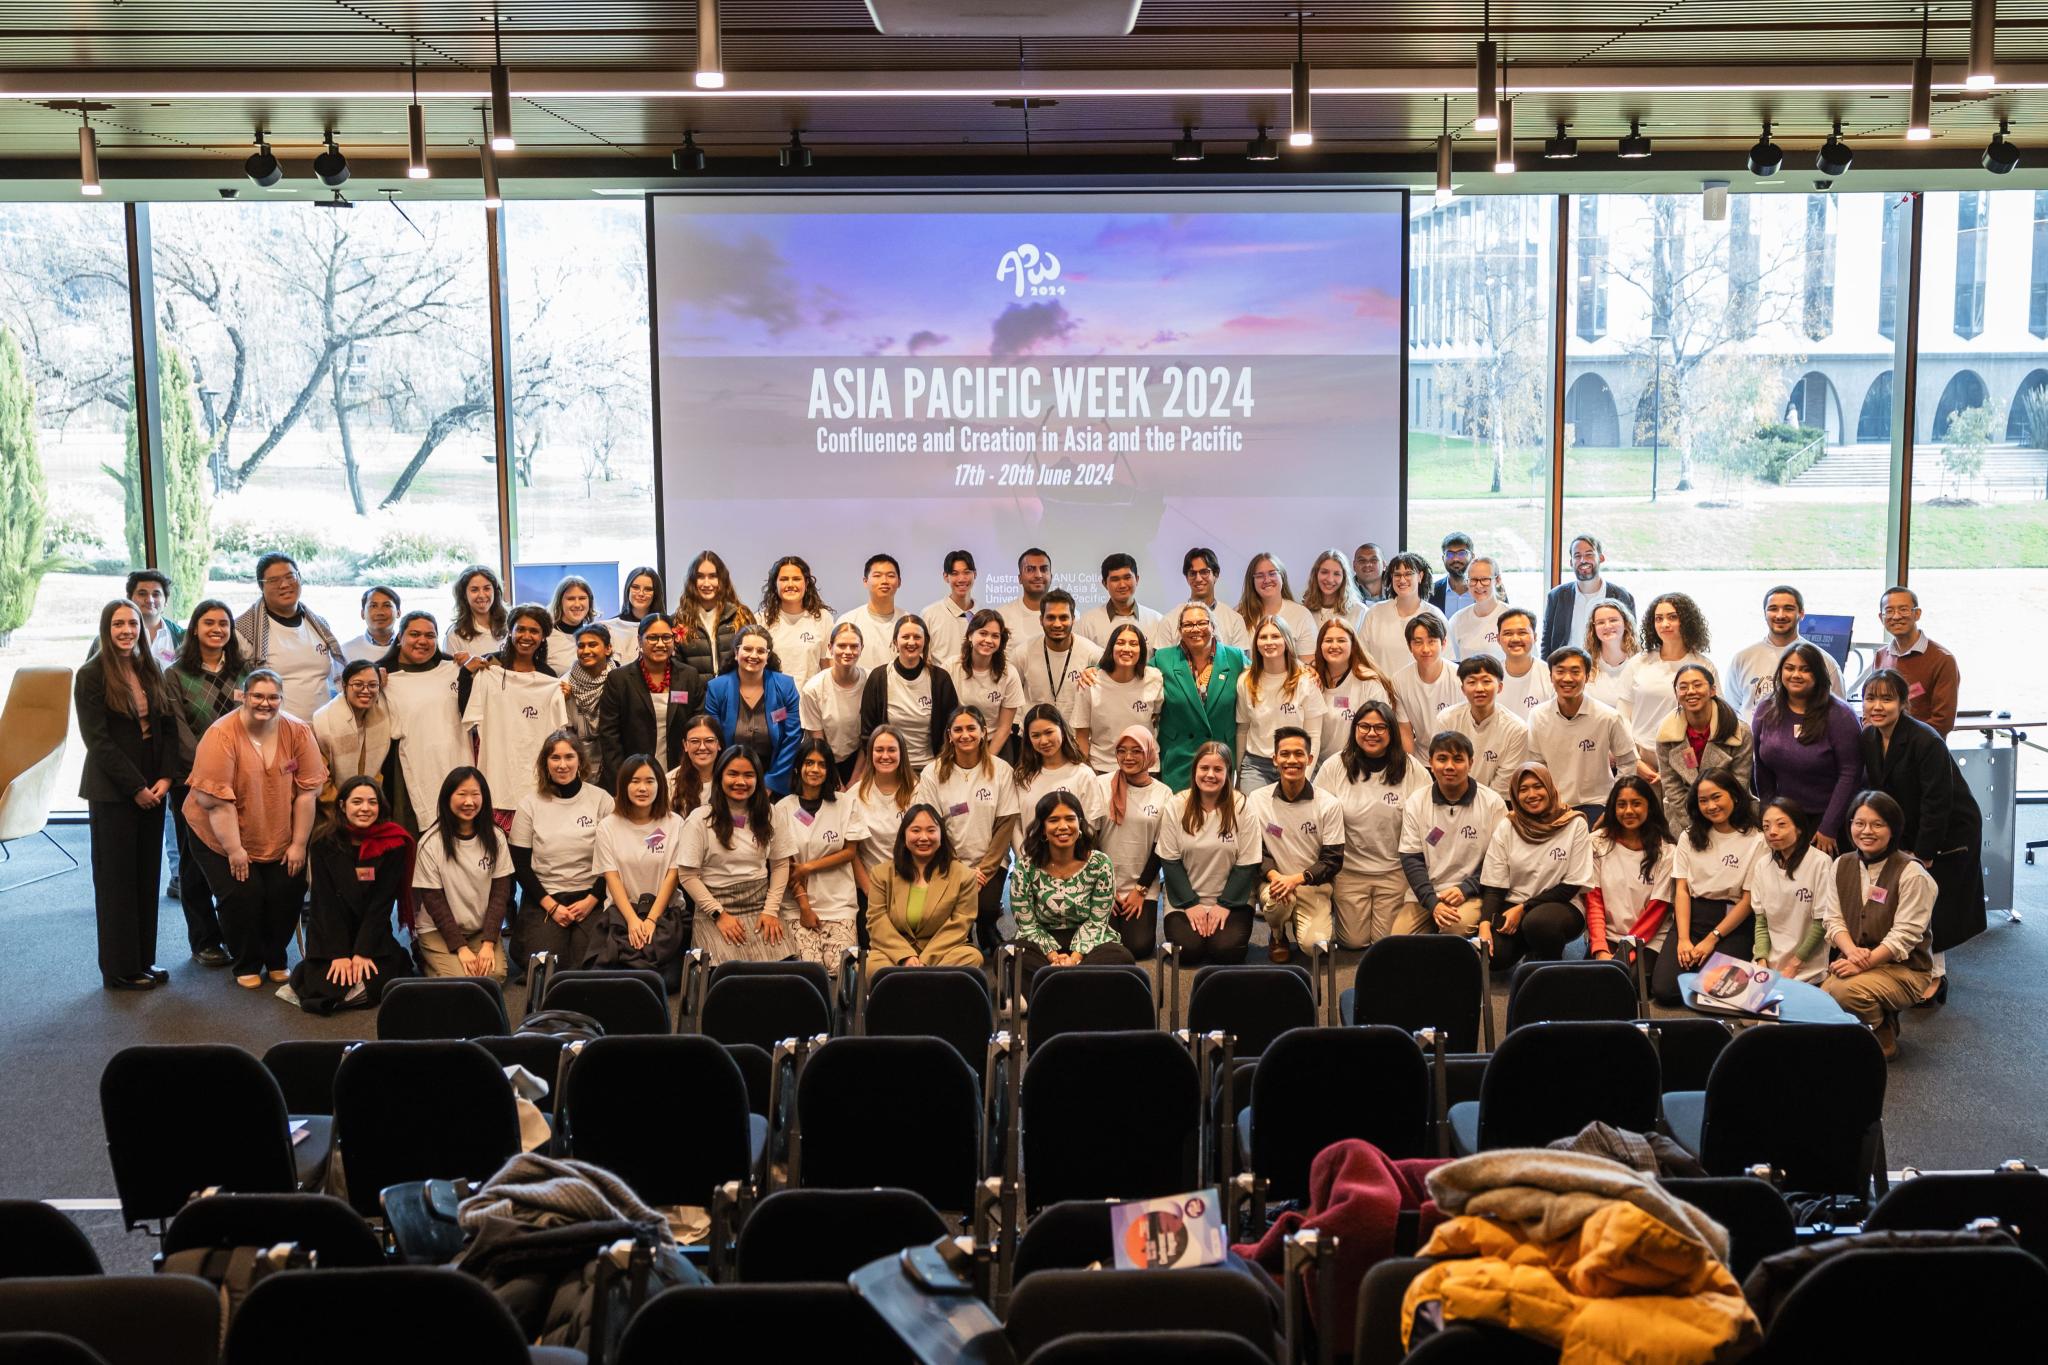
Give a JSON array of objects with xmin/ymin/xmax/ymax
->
[{"xmin": 997, "ymin": 243, "xmax": 1065, "ymax": 298}]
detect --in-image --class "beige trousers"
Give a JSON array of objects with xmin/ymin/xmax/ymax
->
[
  {"xmin": 1820, "ymin": 960, "xmax": 1930, "ymax": 1026},
  {"xmin": 416, "ymin": 927, "xmax": 510, "ymax": 981},
  {"xmin": 1261, "ymin": 883, "xmax": 1335, "ymax": 948},
  {"xmin": 1332, "ymin": 866, "xmax": 1427, "ymax": 947}
]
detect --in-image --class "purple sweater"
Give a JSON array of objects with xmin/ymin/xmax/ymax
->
[{"xmin": 1750, "ymin": 696, "xmax": 1862, "ymax": 843}]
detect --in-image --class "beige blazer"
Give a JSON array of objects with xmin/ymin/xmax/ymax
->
[{"xmin": 867, "ymin": 857, "xmax": 982, "ymax": 967}]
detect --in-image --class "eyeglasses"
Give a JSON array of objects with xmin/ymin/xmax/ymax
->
[
  {"xmin": 344, "ymin": 681, "xmax": 378, "ymax": 694},
  {"xmin": 642, "ymin": 632, "xmax": 675, "ymax": 643},
  {"xmin": 1469, "ymin": 575, "xmax": 1495, "ymax": 587},
  {"xmin": 261, "ymin": 572, "xmax": 300, "ymax": 587},
  {"xmin": 1849, "ymin": 819, "xmax": 1890, "ymax": 833},
  {"xmin": 1356, "ymin": 722, "xmax": 1391, "ymax": 735}
]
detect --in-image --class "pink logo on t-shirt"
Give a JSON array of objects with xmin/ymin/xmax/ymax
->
[{"xmin": 644, "ymin": 829, "xmax": 667, "ymax": 852}]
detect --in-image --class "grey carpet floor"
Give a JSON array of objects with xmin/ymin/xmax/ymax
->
[{"xmin": 6, "ymin": 811, "xmax": 2044, "ymax": 1273}]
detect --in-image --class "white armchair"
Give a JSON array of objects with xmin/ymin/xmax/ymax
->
[{"xmin": 0, "ymin": 666, "xmax": 78, "ymax": 889}]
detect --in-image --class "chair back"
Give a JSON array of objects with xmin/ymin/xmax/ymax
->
[
  {"xmin": 1763, "ymin": 1245, "xmax": 2048, "ymax": 1358},
  {"xmin": 1024, "ymin": 1330, "xmax": 1272, "ymax": 1364},
  {"xmin": 1699, "ymin": 1023, "xmax": 1886, "ymax": 1193},
  {"xmin": 616, "ymin": 1283, "xmax": 910, "ymax": 1364},
  {"xmin": 260, "ymin": 1040, "xmax": 357, "ymax": 1116},
  {"xmin": 1027, "ymin": 965, "xmax": 1153, "ymax": 1045},
  {"xmin": 160, "ymin": 1193, "xmax": 385, "ymax": 1269},
  {"xmin": 1350, "ymin": 936, "xmax": 1484, "ymax": 1053},
  {"xmin": 1648, "ymin": 1017, "xmax": 1735, "ymax": 1092},
  {"xmin": 0, "ymin": 1276, "xmax": 220, "ymax": 1365},
  {"xmin": 542, "ymin": 966, "xmax": 668, "ymax": 1014},
  {"xmin": 1504, "ymin": 960, "xmax": 1637, "ymax": 1031},
  {"xmin": 796, "ymin": 1037, "xmax": 981, "ymax": 1212},
  {"xmin": 332, "ymin": 1041, "xmax": 521, "ymax": 1219},
  {"xmin": 1012, "ymin": 1200, "xmax": 1117, "ymax": 1282},
  {"xmin": 0, "ymin": 1332, "xmax": 114, "ymax": 1365},
  {"xmin": 472, "ymin": 1034, "xmax": 569, "ymax": 1115},
  {"xmin": 541, "ymin": 975, "xmax": 671, "ymax": 1035},
  {"xmin": 1250, "ymin": 1027, "xmax": 1430, "ymax": 1199},
  {"xmin": 225, "ymin": 1266, "xmax": 534, "ymax": 1365},
  {"xmin": 864, "ymin": 966, "xmax": 995, "ymax": 1076},
  {"xmin": 1865, "ymin": 1171, "xmax": 2048, "ymax": 1259},
  {"xmin": 1186, "ymin": 966, "xmax": 1316, "ymax": 1058},
  {"xmin": 698, "ymin": 973, "xmax": 831, "ymax": 1053},
  {"xmin": 374, "ymin": 978, "xmax": 509, "ymax": 1040},
  {"xmin": 702, "ymin": 959, "xmax": 835, "ymax": 1028},
  {"xmin": 1005, "ymin": 1268, "xmax": 1278, "ymax": 1363},
  {"xmin": 1476, "ymin": 1020, "xmax": 1659, "ymax": 1150},
  {"xmin": 1021, "ymin": 1032, "xmax": 1197, "ymax": 1211},
  {"xmin": 0, "ymin": 1203, "xmax": 100, "ymax": 1279},
  {"xmin": 100, "ymin": 1045, "xmax": 298, "ymax": 1229},
  {"xmin": 563, "ymin": 1035, "xmax": 753, "ymax": 1208},
  {"xmin": 1658, "ymin": 1177, "xmax": 1795, "ymax": 1282},
  {"xmin": 734, "ymin": 1189, "xmax": 948, "ymax": 1283},
  {"xmin": 0, "ymin": 667, "xmax": 72, "ymax": 843}
]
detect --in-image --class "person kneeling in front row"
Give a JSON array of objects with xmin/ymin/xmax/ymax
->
[
  {"xmin": 865, "ymin": 804, "xmax": 985, "ymax": 972},
  {"xmin": 1012, "ymin": 790, "xmax": 1135, "ymax": 988},
  {"xmin": 1821, "ymin": 790, "xmax": 1936, "ymax": 1061},
  {"xmin": 292, "ymin": 776, "xmax": 416, "ymax": 1013}
]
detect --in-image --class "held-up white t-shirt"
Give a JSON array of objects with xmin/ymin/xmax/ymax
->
[
  {"xmin": 1155, "ymin": 791, "xmax": 1264, "ymax": 903},
  {"xmin": 1245, "ymin": 783, "xmax": 1344, "ymax": 877},
  {"xmin": 799, "ymin": 666, "xmax": 868, "ymax": 762},
  {"xmin": 413, "ymin": 826, "xmax": 509, "ymax": 934},
  {"xmin": 1014, "ymin": 760, "xmax": 1107, "ymax": 852},
  {"xmin": 463, "ymin": 667, "xmax": 569, "ymax": 813},
  {"xmin": 383, "ymin": 661, "xmax": 466, "ymax": 824},
  {"xmin": 1236, "ymin": 670, "xmax": 1327, "ymax": 761},
  {"xmin": 677, "ymin": 803, "xmax": 797, "ymax": 894},
  {"xmin": 1093, "ymin": 770, "xmax": 1168, "ymax": 896},
  {"xmin": 510, "ymin": 785, "xmax": 614, "ymax": 892},
  {"xmin": 1480, "ymin": 818, "xmax": 1594, "ymax": 902},
  {"xmin": 1588, "ymin": 833, "xmax": 1676, "ymax": 940},
  {"xmin": 1075, "ymin": 668, "xmax": 1164, "ymax": 773},
  {"xmin": 1398, "ymin": 783, "xmax": 1508, "ymax": 893},
  {"xmin": 592, "ymin": 812, "xmax": 684, "ymax": 907},
  {"xmin": 766, "ymin": 611, "xmax": 835, "ymax": 686},
  {"xmin": 774, "ymin": 793, "xmax": 867, "ymax": 923},
  {"xmin": 912, "ymin": 757, "xmax": 1020, "ymax": 865},
  {"xmin": 1674, "ymin": 825, "xmax": 1765, "ymax": 902},
  {"xmin": 1315, "ymin": 757, "xmax": 1432, "ymax": 873}
]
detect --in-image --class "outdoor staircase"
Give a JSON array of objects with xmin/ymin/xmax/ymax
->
[{"xmin": 1793, "ymin": 442, "xmax": 2048, "ymax": 492}]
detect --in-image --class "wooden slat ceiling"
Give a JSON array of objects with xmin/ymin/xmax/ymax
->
[{"xmin": 3, "ymin": 2, "xmax": 2045, "ymax": 167}]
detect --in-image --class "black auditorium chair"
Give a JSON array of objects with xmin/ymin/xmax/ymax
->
[
  {"xmin": 696, "ymin": 972, "xmax": 832, "ymax": 1054},
  {"xmin": 539, "ymin": 973, "xmax": 671, "ymax": 1036},
  {"xmin": 691, "ymin": 959, "xmax": 835, "ymax": 1030},
  {"xmin": 734, "ymin": 1188, "xmax": 948, "ymax": 1283},
  {"xmin": 0, "ymin": 1204, "xmax": 101, "ymax": 1279},
  {"xmin": 1502, "ymin": 960, "xmax": 1637, "ymax": 1031},
  {"xmin": 1398, "ymin": 1325, "xmax": 1559, "ymax": 1364},
  {"xmin": 99, "ymin": 1044, "xmax": 315, "ymax": 1231},
  {"xmin": 1011, "ymin": 1201, "xmax": 1119, "ymax": 1283},
  {"xmin": 563, "ymin": 1035, "xmax": 760, "ymax": 1205},
  {"xmin": 1026, "ymin": 965, "xmax": 1154, "ymax": 1045},
  {"xmin": 1353, "ymin": 1257, "xmax": 1433, "ymax": 1365},
  {"xmin": 863, "ymin": 966, "xmax": 995, "ymax": 1077},
  {"xmin": 1025, "ymin": 1330, "xmax": 1272, "ymax": 1364},
  {"xmin": 726, "ymin": 1042, "xmax": 773, "ymax": 1117},
  {"xmin": 374, "ymin": 977, "xmax": 510, "ymax": 1040},
  {"xmin": 1864, "ymin": 1169, "xmax": 2048, "ymax": 1259},
  {"xmin": 537, "ymin": 966, "xmax": 669, "ymax": 1018},
  {"xmin": 1342, "ymin": 935, "xmax": 1487, "ymax": 1052},
  {"xmin": 1245, "ymin": 1027, "xmax": 1431, "ymax": 1208},
  {"xmin": 224, "ymin": 1266, "xmax": 586, "ymax": 1365},
  {"xmin": 0, "ymin": 1333, "xmax": 115, "ymax": 1365},
  {"xmin": 1449, "ymin": 1020, "xmax": 1658, "ymax": 1154},
  {"xmin": 158, "ymin": 1193, "xmax": 386, "ymax": 1270},
  {"xmin": 1759, "ymin": 1245, "xmax": 2048, "ymax": 1360},
  {"xmin": 1658, "ymin": 1177, "xmax": 1795, "ymax": 1282},
  {"xmin": 260, "ymin": 1039, "xmax": 355, "ymax": 1115},
  {"xmin": 0, "ymin": 1276, "xmax": 221, "ymax": 1365},
  {"xmin": 1186, "ymin": 965, "xmax": 1318, "ymax": 1059},
  {"xmin": 1005, "ymin": 1268, "xmax": 1279, "ymax": 1364},
  {"xmin": 1647, "ymin": 1017, "xmax": 1735, "ymax": 1093},
  {"xmin": 1663, "ymin": 1023, "xmax": 1886, "ymax": 1196},
  {"xmin": 794, "ymin": 1036, "xmax": 982, "ymax": 1215},
  {"xmin": 473, "ymin": 1034, "xmax": 571, "ymax": 1117},
  {"xmin": 1021, "ymin": 1032, "xmax": 1199, "ymax": 1210},
  {"xmin": 615, "ymin": 1283, "xmax": 911, "ymax": 1364},
  {"xmin": 331, "ymin": 1041, "xmax": 522, "ymax": 1221}
]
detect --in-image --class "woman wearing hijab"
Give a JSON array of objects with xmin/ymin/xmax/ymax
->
[
  {"xmin": 291, "ymin": 775, "xmax": 415, "ymax": 1013},
  {"xmin": 1477, "ymin": 762, "xmax": 1593, "ymax": 968}
]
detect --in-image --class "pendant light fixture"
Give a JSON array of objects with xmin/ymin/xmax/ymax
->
[
  {"xmin": 1967, "ymin": 0, "xmax": 1997, "ymax": 89},
  {"xmin": 407, "ymin": 41, "xmax": 430, "ymax": 178},
  {"xmin": 1288, "ymin": 10, "xmax": 1313, "ymax": 147},
  {"xmin": 489, "ymin": 13, "xmax": 515, "ymax": 151},
  {"xmin": 77, "ymin": 104, "xmax": 101, "ymax": 196},
  {"xmin": 696, "ymin": 0, "xmax": 726, "ymax": 89},
  {"xmin": 1475, "ymin": 1, "xmax": 1498, "ymax": 133},
  {"xmin": 1908, "ymin": 5, "xmax": 1933, "ymax": 142},
  {"xmin": 1435, "ymin": 99, "xmax": 1453, "ymax": 202}
]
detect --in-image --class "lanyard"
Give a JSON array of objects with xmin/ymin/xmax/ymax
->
[{"xmin": 1042, "ymin": 643, "xmax": 1072, "ymax": 706}]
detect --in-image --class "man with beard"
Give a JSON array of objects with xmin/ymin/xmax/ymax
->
[
  {"xmin": 1540, "ymin": 533, "xmax": 1636, "ymax": 658},
  {"xmin": 1724, "ymin": 585, "xmax": 1843, "ymax": 711},
  {"xmin": 999, "ymin": 546, "xmax": 1056, "ymax": 649}
]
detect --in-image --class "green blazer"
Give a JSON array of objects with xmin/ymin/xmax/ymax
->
[{"xmin": 1155, "ymin": 643, "xmax": 1249, "ymax": 791}]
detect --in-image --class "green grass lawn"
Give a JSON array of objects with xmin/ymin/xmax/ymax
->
[{"xmin": 1407, "ymin": 433, "xmax": 1675, "ymax": 499}]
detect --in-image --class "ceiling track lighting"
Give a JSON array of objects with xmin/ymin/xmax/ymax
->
[
  {"xmin": 244, "ymin": 127, "xmax": 282, "ymax": 187},
  {"xmin": 407, "ymin": 42, "xmax": 430, "ymax": 179},
  {"xmin": 313, "ymin": 130, "xmax": 350, "ymax": 187},
  {"xmin": 1747, "ymin": 117, "xmax": 1784, "ymax": 177},
  {"xmin": 673, "ymin": 130, "xmax": 706, "ymax": 173},
  {"xmin": 1247, "ymin": 124, "xmax": 1279, "ymax": 161},
  {"xmin": 489, "ymin": 13, "xmax": 515, "ymax": 151},
  {"xmin": 1288, "ymin": 10, "xmax": 1313, "ymax": 147},
  {"xmin": 696, "ymin": 0, "xmax": 726, "ymax": 89},
  {"xmin": 1542, "ymin": 121, "xmax": 1577, "ymax": 159},
  {"xmin": 77, "ymin": 105, "xmax": 100, "ymax": 197},
  {"xmin": 1435, "ymin": 98, "xmax": 1453, "ymax": 203},
  {"xmin": 1493, "ymin": 97, "xmax": 1514, "ymax": 174},
  {"xmin": 1908, "ymin": 5, "xmax": 1933, "ymax": 141},
  {"xmin": 1475, "ymin": 0, "xmax": 1497, "ymax": 132},
  {"xmin": 1171, "ymin": 124, "xmax": 1203, "ymax": 162},
  {"xmin": 1816, "ymin": 118, "xmax": 1854, "ymax": 177},
  {"xmin": 1983, "ymin": 116, "xmax": 2020, "ymax": 174},
  {"xmin": 1618, "ymin": 116, "xmax": 1651, "ymax": 159},
  {"xmin": 779, "ymin": 129, "xmax": 811, "ymax": 169},
  {"xmin": 1967, "ymin": 0, "xmax": 1998, "ymax": 89}
]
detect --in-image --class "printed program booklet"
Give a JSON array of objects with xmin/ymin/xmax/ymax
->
[
  {"xmin": 1691, "ymin": 952, "xmax": 1786, "ymax": 1018},
  {"xmin": 1108, "ymin": 1189, "xmax": 1228, "ymax": 1270}
]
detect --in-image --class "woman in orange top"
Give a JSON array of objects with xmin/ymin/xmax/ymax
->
[{"xmin": 183, "ymin": 668, "xmax": 329, "ymax": 988}]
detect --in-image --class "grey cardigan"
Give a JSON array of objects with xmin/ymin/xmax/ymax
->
[{"xmin": 1654, "ymin": 706, "xmax": 1755, "ymax": 835}]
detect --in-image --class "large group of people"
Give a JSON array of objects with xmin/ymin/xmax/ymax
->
[{"xmin": 76, "ymin": 534, "xmax": 1985, "ymax": 1058}]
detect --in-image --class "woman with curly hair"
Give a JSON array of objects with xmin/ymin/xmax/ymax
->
[
  {"xmin": 758, "ymin": 554, "xmax": 835, "ymax": 685},
  {"xmin": 1621, "ymin": 591, "xmax": 1714, "ymax": 765},
  {"xmin": 676, "ymin": 549, "xmax": 757, "ymax": 677}
]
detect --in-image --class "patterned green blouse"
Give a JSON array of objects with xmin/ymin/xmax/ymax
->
[{"xmin": 1010, "ymin": 850, "xmax": 1120, "ymax": 956}]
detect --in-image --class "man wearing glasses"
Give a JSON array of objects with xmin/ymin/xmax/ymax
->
[
  {"xmin": 1871, "ymin": 586, "xmax": 1959, "ymax": 736},
  {"xmin": 233, "ymin": 552, "xmax": 345, "ymax": 724},
  {"xmin": 1540, "ymin": 533, "xmax": 1637, "ymax": 659},
  {"xmin": 1157, "ymin": 547, "xmax": 1250, "ymax": 653},
  {"xmin": 1428, "ymin": 531, "xmax": 1479, "ymax": 619}
]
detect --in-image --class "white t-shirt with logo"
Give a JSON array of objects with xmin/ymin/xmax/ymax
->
[
  {"xmin": 849, "ymin": 606, "xmax": 906, "ymax": 672},
  {"xmin": 1724, "ymin": 638, "xmax": 1844, "ymax": 714},
  {"xmin": 510, "ymin": 785, "xmax": 614, "ymax": 892},
  {"xmin": 263, "ymin": 614, "xmax": 339, "ymax": 725},
  {"xmin": 1155, "ymin": 791, "xmax": 1263, "ymax": 903},
  {"xmin": 883, "ymin": 667, "xmax": 938, "ymax": 768},
  {"xmin": 1588, "ymin": 832, "xmax": 1675, "ymax": 940},
  {"xmin": 462, "ymin": 668, "xmax": 569, "ymax": 813},
  {"xmin": 1019, "ymin": 641, "xmax": 1089, "ymax": 731},
  {"xmin": 1674, "ymin": 825, "xmax": 1765, "ymax": 902},
  {"xmin": 1398, "ymin": 783, "xmax": 1507, "ymax": 894},
  {"xmin": 383, "ymin": 661, "xmax": 466, "ymax": 824},
  {"xmin": 774, "ymin": 793, "xmax": 867, "ymax": 923},
  {"xmin": 1449, "ymin": 603, "xmax": 1504, "ymax": 662},
  {"xmin": 1743, "ymin": 846, "xmax": 1837, "ymax": 982},
  {"xmin": 1392, "ymin": 664, "xmax": 1461, "ymax": 743},
  {"xmin": 1526, "ymin": 697, "xmax": 1636, "ymax": 810},
  {"xmin": 912, "ymin": 757, "xmax": 1020, "ymax": 865},
  {"xmin": 948, "ymin": 663, "xmax": 1026, "ymax": 736},
  {"xmin": 920, "ymin": 597, "xmax": 977, "ymax": 674},
  {"xmin": 1014, "ymin": 760, "xmax": 1107, "ymax": 852},
  {"xmin": 1245, "ymin": 783, "xmax": 1344, "ymax": 877},
  {"xmin": 1437, "ymin": 702, "xmax": 1531, "ymax": 799},
  {"xmin": 677, "ymin": 803, "xmax": 797, "ymax": 894},
  {"xmin": 1314, "ymin": 674, "xmax": 1391, "ymax": 767},
  {"xmin": 593, "ymin": 812, "xmax": 685, "ymax": 907},
  {"xmin": 1074, "ymin": 667, "xmax": 1165, "ymax": 773},
  {"xmin": 1497, "ymin": 658, "xmax": 1555, "ymax": 722},
  {"xmin": 413, "ymin": 826, "xmax": 509, "ymax": 934},
  {"xmin": 848, "ymin": 782, "xmax": 913, "ymax": 876},
  {"xmin": 1315, "ymin": 756, "xmax": 1431, "ymax": 873},
  {"xmin": 766, "ymin": 611, "xmax": 835, "ymax": 686},
  {"xmin": 799, "ymin": 666, "xmax": 868, "ymax": 763},
  {"xmin": 1480, "ymin": 818, "xmax": 1594, "ymax": 903},
  {"xmin": 1092, "ymin": 771, "xmax": 1168, "ymax": 897},
  {"xmin": 1236, "ymin": 669, "xmax": 1327, "ymax": 762}
]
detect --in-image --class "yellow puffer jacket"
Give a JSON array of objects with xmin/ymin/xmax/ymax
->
[{"xmin": 1403, "ymin": 1202, "xmax": 1761, "ymax": 1364}]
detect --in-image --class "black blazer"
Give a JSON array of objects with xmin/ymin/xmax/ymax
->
[
  {"xmin": 597, "ymin": 661, "xmax": 705, "ymax": 789},
  {"xmin": 858, "ymin": 661, "xmax": 958, "ymax": 763},
  {"xmin": 1861, "ymin": 713, "xmax": 1981, "ymax": 860},
  {"xmin": 74, "ymin": 655, "xmax": 186, "ymax": 804},
  {"xmin": 1540, "ymin": 580, "xmax": 1638, "ymax": 658}
]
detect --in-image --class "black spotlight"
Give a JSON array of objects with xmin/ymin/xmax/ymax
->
[
  {"xmin": 1816, "ymin": 119, "xmax": 1854, "ymax": 177},
  {"xmin": 1246, "ymin": 125, "xmax": 1279, "ymax": 161},
  {"xmin": 1617, "ymin": 117, "xmax": 1651, "ymax": 159},
  {"xmin": 311, "ymin": 133, "xmax": 349, "ymax": 188},
  {"xmin": 1984, "ymin": 118, "xmax": 2021, "ymax": 174},
  {"xmin": 1542, "ymin": 122, "xmax": 1578, "ymax": 159},
  {"xmin": 779, "ymin": 129, "xmax": 811, "ymax": 169},
  {"xmin": 672, "ymin": 131, "xmax": 705, "ymax": 173},
  {"xmin": 244, "ymin": 136, "xmax": 282, "ymax": 188},
  {"xmin": 1747, "ymin": 118, "xmax": 1784, "ymax": 177},
  {"xmin": 1171, "ymin": 124, "xmax": 1203, "ymax": 162}
]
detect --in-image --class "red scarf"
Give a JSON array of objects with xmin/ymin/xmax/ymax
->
[{"xmin": 352, "ymin": 820, "xmax": 417, "ymax": 924}]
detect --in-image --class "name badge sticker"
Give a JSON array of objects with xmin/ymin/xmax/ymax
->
[
  {"xmin": 355, "ymin": 867, "xmax": 377, "ymax": 882},
  {"xmin": 795, "ymin": 808, "xmax": 815, "ymax": 826},
  {"xmin": 1869, "ymin": 884, "xmax": 1890, "ymax": 903},
  {"xmin": 1334, "ymin": 696, "xmax": 1350, "ymax": 710},
  {"xmin": 949, "ymin": 801, "xmax": 971, "ymax": 818},
  {"xmin": 1425, "ymin": 826, "xmax": 1446, "ymax": 847},
  {"xmin": 771, "ymin": 706, "xmax": 789, "ymax": 723},
  {"xmin": 1684, "ymin": 751, "xmax": 1698, "ymax": 769},
  {"xmin": 1907, "ymin": 682, "xmax": 1926, "ymax": 700},
  {"xmin": 1265, "ymin": 823, "xmax": 1284, "ymax": 838}
]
